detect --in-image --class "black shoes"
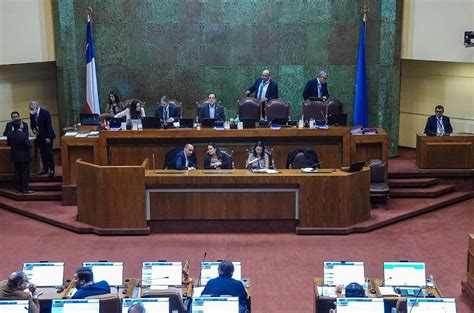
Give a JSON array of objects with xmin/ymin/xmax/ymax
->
[{"xmin": 48, "ymin": 170, "xmax": 55, "ymax": 178}]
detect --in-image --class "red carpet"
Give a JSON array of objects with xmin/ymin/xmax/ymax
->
[{"xmin": 0, "ymin": 198, "xmax": 473, "ymax": 312}]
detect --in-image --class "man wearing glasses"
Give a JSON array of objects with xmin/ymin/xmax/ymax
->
[
  {"xmin": 0, "ymin": 271, "xmax": 40, "ymax": 313},
  {"xmin": 424, "ymin": 105, "xmax": 453, "ymax": 136}
]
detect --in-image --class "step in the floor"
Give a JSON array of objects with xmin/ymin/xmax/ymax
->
[
  {"xmin": 0, "ymin": 174, "xmax": 62, "ymax": 183},
  {"xmin": 28, "ymin": 182, "xmax": 62, "ymax": 191},
  {"xmin": 0, "ymin": 188, "xmax": 62, "ymax": 201},
  {"xmin": 390, "ymin": 184, "xmax": 456, "ymax": 198},
  {"xmin": 388, "ymin": 178, "xmax": 439, "ymax": 188}
]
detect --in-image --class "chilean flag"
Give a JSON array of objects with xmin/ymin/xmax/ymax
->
[{"xmin": 86, "ymin": 17, "xmax": 100, "ymax": 114}]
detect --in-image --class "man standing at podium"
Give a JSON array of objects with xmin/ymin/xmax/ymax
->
[
  {"xmin": 424, "ymin": 105, "xmax": 453, "ymax": 136},
  {"xmin": 303, "ymin": 70, "xmax": 329, "ymax": 101}
]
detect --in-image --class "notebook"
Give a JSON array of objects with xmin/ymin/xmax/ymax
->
[
  {"xmin": 82, "ymin": 261, "xmax": 124, "ymax": 286},
  {"xmin": 22, "ymin": 262, "xmax": 64, "ymax": 287}
]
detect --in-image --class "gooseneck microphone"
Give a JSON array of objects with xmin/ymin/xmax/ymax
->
[
  {"xmin": 408, "ymin": 288, "xmax": 424, "ymax": 313},
  {"xmin": 320, "ymin": 110, "xmax": 328, "ymax": 125},
  {"xmin": 197, "ymin": 252, "xmax": 207, "ymax": 287},
  {"xmin": 381, "ymin": 276, "xmax": 392, "ymax": 287}
]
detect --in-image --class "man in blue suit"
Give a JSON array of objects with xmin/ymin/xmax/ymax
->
[
  {"xmin": 198, "ymin": 93, "xmax": 226, "ymax": 122},
  {"xmin": 155, "ymin": 96, "xmax": 180, "ymax": 123},
  {"xmin": 175, "ymin": 144, "xmax": 197, "ymax": 170},
  {"xmin": 424, "ymin": 105, "xmax": 453, "ymax": 136},
  {"xmin": 303, "ymin": 70, "xmax": 329, "ymax": 101},
  {"xmin": 29, "ymin": 101, "xmax": 56, "ymax": 178},
  {"xmin": 72, "ymin": 267, "xmax": 110, "ymax": 299},
  {"xmin": 246, "ymin": 69, "xmax": 279, "ymax": 102}
]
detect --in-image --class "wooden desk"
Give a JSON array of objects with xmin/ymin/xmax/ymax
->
[
  {"xmin": 350, "ymin": 129, "xmax": 388, "ymax": 163},
  {"xmin": 416, "ymin": 133, "xmax": 474, "ymax": 169},
  {"xmin": 0, "ymin": 138, "xmax": 40, "ymax": 175},
  {"xmin": 146, "ymin": 169, "xmax": 370, "ymax": 232}
]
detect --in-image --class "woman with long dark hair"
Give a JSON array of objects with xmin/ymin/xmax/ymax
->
[{"xmin": 246, "ymin": 140, "xmax": 269, "ymax": 169}]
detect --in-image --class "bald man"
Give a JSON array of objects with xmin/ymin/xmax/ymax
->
[
  {"xmin": 128, "ymin": 302, "xmax": 147, "ymax": 313},
  {"xmin": 246, "ymin": 69, "xmax": 279, "ymax": 103},
  {"xmin": 0, "ymin": 271, "xmax": 40, "ymax": 313}
]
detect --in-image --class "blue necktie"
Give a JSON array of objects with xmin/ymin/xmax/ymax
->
[{"xmin": 257, "ymin": 81, "xmax": 266, "ymax": 101}]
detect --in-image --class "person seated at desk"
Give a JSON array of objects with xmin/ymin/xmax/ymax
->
[
  {"xmin": 114, "ymin": 100, "xmax": 145, "ymax": 120},
  {"xmin": 204, "ymin": 143, "xmax": 231, "ymax": 170},
  {"xmin": 198, "ymin": 93, "xmax": 226, "ymax": 122},
  {"xmin": 246, "ymin": 140, "xmax": 270, "ymax": 170},
  {"xmin": 3, "ymin": 111, "xmax": 29, "ymax": 136},
  {"xmin": 175, "ymin": 144, "xmax": 197, "ymax": 170},
  {"xmin": 71, "ymin": 267, "xmax": 110, "ymax": 299},
  {"xmin": 106, "ymin": 91, "xmax": 123, "ymax": 115},
  {"xmin": 202, "ymin": 261, "xmax": 248, "ymax": 313},
  {"xmin": 424, "ymin": 105, "xmax": 453, "ymax": 136},
  {"xmin": 155, "ymin": 96, "xmax": 179, "ymax": 123},
  {"xmin": 128, "ymin": 303, "xmax": 147, "ymax": 313},
  {"xmin": 0, "ymin": 271, "xmax": 40, "ymax": 313}
]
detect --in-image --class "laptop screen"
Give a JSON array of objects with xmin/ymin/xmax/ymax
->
[
  {"xmin": 141, "ymin": 261, "xmax": 182, "ymax": 286},
  {"xmin": 51, "ymin": 299, "xmax": 99, "ymax": 313},
  {"xmin": 192, "ymin": 297, "xmax": 239, "ymax": 313},
  {"xmin": 0, "ymin": 300, "xmax": 29, "ymax": 312},
  {"xmin": 23, "ymin": 262, "xmax": 64, "ymax": 287},
  {"xmin": 407, "ymin": 298, "xmax": 456, "ymax": 313},
  {"xmin": 201, "ymin": 262, "xmax": 241, "ymax": 286},
  {"xmin": 121, "ymin": 298, "xmax": 169, "ymax": 313},
  {"xmin": 383, "ymin": 262, "xmax": 426, "ymax": 286},
  {"xmin": 82, "ymin": 262, "xmax": 123, "ymax": 286},
  {"xmin": 336, "ymin": 298, "xmax": 384, "ymax": 313},
  {"xmin": 324, "ymin": 261, "xmax": 365, "ymax": 286}
]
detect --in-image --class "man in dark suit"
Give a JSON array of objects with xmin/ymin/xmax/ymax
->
[
  {"xmin": 154, "ymin": 96, "xmax": 180, "ymax": 123},
  {"xmin": 7, "ymin": 119, "xmax": 33, "ymax": 194},
  {"xmin": 175, "ymin": 144, "xmax": 197, "ymax": 170},
  {"xmin": 424, "ymin": 105, "xmax": 453, "ymax": 136},
  {"xmin": 303, "ymin": 70, "xmax": 329, "ymax": 101},
  {"xmin": 71, "ymin": 267, "xmax": 110, "ymax": 299},
  {"xmin": 29, "ymin": 101, "xmax": 56, "ymax": 177},
  {"xmin": 246, "ymin": 69, "xmax": 279, "ymax": 102},
  {"xmin": 198, "ymin": 93, "xmax": 226, "ymax": 122},
  {"xmin": 3, "ymin": 111, "xmax": 29, "ymax": 136}
]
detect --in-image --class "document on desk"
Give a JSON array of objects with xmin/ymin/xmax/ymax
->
[
  {"xmin": 378, "ymin": 286, "xmax": 398, "ymax": 296},
  {"xmin": 64, "ymin": 132, "xmax": 78, "ymax": 137},
  {"xmin": 75, "ymin": 133, "xmax": 89, "ymax": 138},
  {"xmin": 317, "ymin": 286, "xmax": 337, "ymax": 297},
  {"xmin": 251, "ymin": 169, "xmax": 279, "ymax": 174}
]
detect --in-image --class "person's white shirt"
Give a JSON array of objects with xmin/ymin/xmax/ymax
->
[{"xmin": 114, "ymin": 107, "xmax": 146, "ymax": 120}]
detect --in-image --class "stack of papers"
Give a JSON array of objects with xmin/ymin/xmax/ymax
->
[
  {"xmin": 378, "ymin": 287, "xmax": 399, "ymax": 296},
  {"xmin": 251, "ymin": 169, "xmax": 279, "ymax": 174},
  {"xmin": 64, "ymin": 132, "xmax": 78, "ymax": 137},
  {"xmin": 301, "ymin": 168, "xmax": 318, "ymax": 173}
]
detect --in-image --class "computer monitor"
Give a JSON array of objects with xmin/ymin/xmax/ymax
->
[
  {"xmin": 179, "ymin": 118, "xmax": 194, "ymax": 128},
  {"xmin": 407, "ymin": 298, "xmax": 456, "ymax": 313},
  {"xmin": 240, "ymin": 119, "xmax": 256, "ymax": 128},
  {"xmin": 79, "ymin": 113, "xmax": 100, "ymax": 126},
  {"xmin": 141, "ymin": 117, "xmax": 162, "ymax": 129},
  {"xmin": 0, "ymin": 300, "xmax": 29, "ymax": 312},
  {"xmin": 141, "ymin": 261, "xmax": 182, "ymax": 286},
  {"xmin": 323, "ymin": 261, "xmax": 365, "ymax": 286},
  {"xmin": 192, "ymin": 297, "xmax": 239, "ymax": 313},
  {"xmin": 270, "ymin": 118, "xmax": 288, "ymax": 126},
  {"xmin": 51, "ymin": 299, "xmax": 99, "ymax": 313},
  {"xmin": 201, "ymin": 118, "xmax": 216, "ymax": 128},
  {"xmin": 82, "ymin": 262, "xmax": 123, "ymax": 286},
  {"xmin": 22, "ymin": 262, "xmax": 64, "ymax": 287},
  {"xmin": 200, "ymin": 262, "xmax": 242, "ymax": 286},
  {"xmin": 336, "ymin": 298, "xmax": 384, "ymax": 313},
  {"xmin": 121, "ymin": 298, "xmax": 169, "ymax": 313},
  {"xmin": 328, "ymin": 113, "xmax": 348, "ymax": 126},
  {"xmin": 384, "ymin": 262, "xmax": 426, "ymax": 287}
]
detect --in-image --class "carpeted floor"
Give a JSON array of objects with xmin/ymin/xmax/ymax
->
[{"xmin": 0, "ymin": 197, "xmax": 473, "ymax": 312}]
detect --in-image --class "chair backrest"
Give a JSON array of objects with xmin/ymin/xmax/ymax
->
[
  {"xmin": 168, "ymin": 99, "xmax": 182, "ymax": 118},
  {"xmin": 141, "ymin": 290, "xmax": 186, "ymax": 313},
  {"xmin": 266, "ymin": 99, "xmax": 290, "ymax": 122},
  {"xmin": 367, "ymin": 159, "xmax": 388, "ymax": 183},
  {"xmin": 238, "ymin": 98, "xmax": 260, "ymax": 120},
  {"xmin": 327, "ymin": 99, "xmax": 343, "ymax": 115},
  {"xmin": 303, "ymin": 100, "xmax": 327, "ymax": 122},
  {"xmin": 219, "ymin": 148, "xmax": 234, "ymax": 169},
  {"xmin": 163, "ymin": 147, "xmax": 183, "ymax": 169},
  {"xmin": 286, "ymin": 149, "xmax": 319, "ymax": 169},
  {"xmin": 85, "ymin": 294, "xmax": 121, "ymax": 313}
]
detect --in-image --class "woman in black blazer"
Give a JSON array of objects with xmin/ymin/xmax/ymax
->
[{"xmin": 204, "ymin": 143, "xmax": 231, "ymax": 169}]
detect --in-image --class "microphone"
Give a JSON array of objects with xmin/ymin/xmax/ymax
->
[
  {"xmin": 139, "ymin": 276, "xmax": 170, "ymax": 287},
  {"xmin": 152, "ymin": 153, "xmax": 156, "ymax": 173},
  {"xmin": 197, "ymin": 252, "xmax": 207, "ymax": 287},
  {"xmin": 320, "ymin": 110, "xmax": 328, "ymax": 125},
  {"xmin": 408, "ymin": 288, "xmax": 424, "ymax": 313},
  {"xmin": 381, "ymin": 276, "xmax": 392, "ymax": 287},
  {"xmin": 310, "ymin": 161, "xmax": 323, "ymax": 169}
]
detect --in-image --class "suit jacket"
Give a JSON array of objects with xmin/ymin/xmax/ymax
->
[
  {"xmin": 204, "ymin": 152, "xmax": 231, "ymax": 169},
  {"xmin": 199, "ymin": 103, "xmax": 226, "ymax": 122},
  {"xmin": 0, "ymin": 280, "xmax": 40, "ymax": 313},
  {"xmin": 248, "ymin": 78, "xmax": 278, "ymax": 101},
  {"xmin": 30, "ymin": 108, "xmax": 56, "ymax": 143},
  {"xmin": 202, "ymin": 276, "xmax": 248, "ymax": 307},
  {"xmin": 155, "ymin": 104, "xmax": 180, "ymax": 122},
  {"xmin": 424, "ymin": 115, "xmax": 453, "ymax": 136},
  {"xmin": 175, "ymin": 149, "xmax": 197, "ymax": 170},
  {"xmin": 3, "ymin": 121, "xmax": 29, "ymax": 136},
  {"xmin": 71, "ymin": 281, "xmax": 111, "ymax": 299},
  {"xmin": 303, "ymin": 79, "xmax": 329, "ymax": 100},
  {"xmin": 7, "ymin": 129, "xmax": 31, "ymax": 163}
]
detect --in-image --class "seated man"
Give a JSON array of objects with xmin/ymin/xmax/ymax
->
[
  {"xmin": 198, "ymin": 93, "xmax": 226, "ymax": 122},
  {"xmin": 0, "ymin": 271, "xmax": 40, "ymax": 313},
  {"xmin": 175, "ymin": 144, "xmax": 197, "ymax": 170},
  {"xmin": 71, "ymin": 267, "xmax": 110, "ymax": 299},
  {"xmin": 128, "ymin": 303, "xmax": 147, "ymax": 313},
  {"xmin": 202, "ymin": 261, "xmax": 248, "ymax": 313},
  {"xmin": 3, "ymin": 111, "xmax": 29, "ymax": 136},
  {"xmin": 155, "ymin": 96, "xmax": 180, "ymax": 123},
  {"xmin": 424, "ymin": 105, "xmax": 453, "ymax": 136}
]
